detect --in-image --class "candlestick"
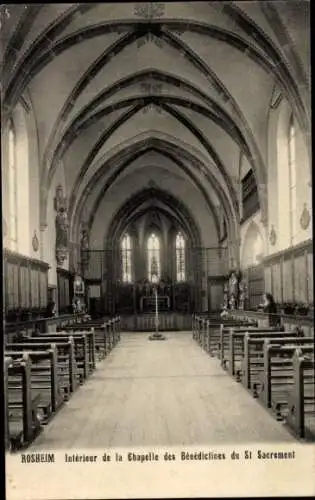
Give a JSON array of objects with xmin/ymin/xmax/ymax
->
[
  {"xmin": 148, "ymin": 274, "xmax": 166, "ymax": 341},
  {"xmin": 155, "ymin": 286, "xmax": 158, "ymax": 333}
]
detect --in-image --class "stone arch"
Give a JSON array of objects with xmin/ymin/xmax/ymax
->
[
  {"xmin": 69, "ymin": 131, "xmax": 234, "ymax": 242},
  {"xmin": 241, "ymin": 221, "xmax": 265, "ymax": 269}
]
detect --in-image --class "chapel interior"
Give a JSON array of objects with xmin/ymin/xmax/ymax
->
[{"xmin": 1, "ymin": 2, "xmax": 314, "ymax": 454}]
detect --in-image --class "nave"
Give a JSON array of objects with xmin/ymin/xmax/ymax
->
[
  {"xmin": 29, "ymin": 332, "xmax": 295, "ymax": 450},
  {"xmin": 2, "ymin": 4, "xmax": 313, "ymax": 497}
]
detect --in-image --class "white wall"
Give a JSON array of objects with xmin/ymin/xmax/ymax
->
[
  {"xmin": 2, "ymin": 99, "xmax": 41, "ymax": 258},
  {"xmin": 267, "ymin": 95, "xmax": 312, "ymax": 255}
]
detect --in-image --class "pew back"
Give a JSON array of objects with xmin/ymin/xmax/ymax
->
[{"xmin": 286, "ymin": 349, "xmax": 315, "ymax": 438}]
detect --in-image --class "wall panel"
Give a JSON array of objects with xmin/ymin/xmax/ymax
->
[
  {"xmin": 31, "ymin": 269, "xmax": 39, "ymax": 308},
  {"xmin": 294, "ymin": 254, "xmax": 307, "ymax": 302},
  {"xmin": 4, "ymin": 249, "xmax": 49, "ymax": 320},
  {"xmin": 264, "ymin": 266, "xmax": 272, "ymax": 295},
  {"xmin": 282, "ymin": 258, "xmax": 293, "ymax": 302},
  {"xmin": 263, "ymin": 239, "xmax": 312, "ymax": 308},
  {"xmin": 272, "ymin": 263, "xmax": 282, "ymax": 302},
  {"xmin": 307, "ymin": 252, "xmax": 313, "ymax": 303}
]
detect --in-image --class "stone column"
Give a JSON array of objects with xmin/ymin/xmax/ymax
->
[
  {"xmin": 258, "ymin": 183, "xmax": 268, "ymax": 227},
  {"xmin": 40, "ymin": 223, "xmax": 48, "ymax": 262}
]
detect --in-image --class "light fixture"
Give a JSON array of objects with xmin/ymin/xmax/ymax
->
[
  {"xmin": 32, "ymin": 231, "xmax": 39, "ymax": 252},
  {"xmin": 269, "ymin": 225, "xmax": 277, "ymax": 246},
  {"xmin": 300, "ymin": 203, "xmax": 311, "ymax": 230}
]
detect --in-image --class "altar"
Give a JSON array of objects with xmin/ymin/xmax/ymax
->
[{"xmin": 140, "ymin": 295, "xmax": 170, "ymax": 312}]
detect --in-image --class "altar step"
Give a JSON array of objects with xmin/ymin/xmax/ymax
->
[{"xmin": 121, "ymin": 312, "xmax": 192, "ymax": 332}]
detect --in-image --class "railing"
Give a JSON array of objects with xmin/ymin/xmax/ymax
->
[
  {"xmin": 4, "ymin": 313, "xmax": 88, "ymax": 342},
  {"xmin": 120, "ymin": 313, "xmax": 192, "ymax": 331},
  {"xmin": 231, "ymin": 310, "xmax": 314, "ymax": 337}
]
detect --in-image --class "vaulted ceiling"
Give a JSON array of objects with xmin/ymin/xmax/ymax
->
[{"xmin": 1, "ymin": 2, "xmax": 310, "ymax": 245}]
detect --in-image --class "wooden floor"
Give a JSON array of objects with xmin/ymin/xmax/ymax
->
[{"xmin": 30, "ymin": 332, "xmax": 296, "ymax": 449}]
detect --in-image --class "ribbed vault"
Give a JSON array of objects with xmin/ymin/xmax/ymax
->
[
  {"xmin": 106, "ymin": 187, "xmax": 202, "ymax": 249},
  {"xmin": 2, "ymin": 2, "xmax": 310, "ymax": 260}
]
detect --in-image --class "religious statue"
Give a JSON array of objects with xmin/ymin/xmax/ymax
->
[
  {"xmin": 226, "ymin": 271, "xmax": 240, "ymax": 310},
  {"xmin": 229, "ymin": 295, "xmax": 236, "ymax": 310},
  {"xmin": 223, "ymin": 284, "xmax": 228, "ymax": 310},
  {"xmin": 238, "ymin": 280, "xmax": 245, "ymax": 310},
  {"xmin": 229, "ymin": 272, "xmax": 238, "ymax": 295},
  {"xmin": 55, "ymin": 208, "xmax": 69, "ymax": 248},
  {"xmin": 81, "ymin": 228, "xmax": 89, "ymax": 251},
  {"xmin": 54, "ymin": 185, "xmax": 69, "ymax": 265},
  {"xmin": 80, "ymin": 224, "xmax": 90, "ymax": 268}
]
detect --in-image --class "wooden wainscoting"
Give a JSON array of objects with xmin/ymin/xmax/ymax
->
[
  {"xmin": 120, "ymin": 313, "xmax": 192, "ymax": 331},
  {"xmin": 4, "ymin": 249, "xmax": 49, "ymax": 321}
]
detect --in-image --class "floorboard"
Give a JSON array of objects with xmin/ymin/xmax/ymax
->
[{"xmin": 29, "ymin": 332, "xmax": 296, "ymax": 449}]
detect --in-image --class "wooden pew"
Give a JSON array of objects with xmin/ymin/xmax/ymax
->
[
  {"xmin": 286, "ymin": 349, "xmax": 315, "ymax": 439},
  {"xmin": 33, "ymin": 334, "xmax": 89, "ymax": 383},
  {"xmin": 104, "ymin": 317, "xmax": 120, "ymax": 347},
  {"xmin": 208, "ymin": 320, "xmax": 258, "ymax": 356},
  {"xmin": 243, "ymin": 334, "xmax": 313, "ymax": 391},
  {"xmin": 5, "ymin": 347, "xmax": 63, "ymax": 422},
  {"xmin": 4, "ymin": 356, "xmax": 13, "ymax": 450},
  {"xmin": 61, "ymin": 316, "xmax": 121, "ymax": 361},
  {"xmin": 6, "ymin": 354, "xmax": 41, "ymax": 450},
  {"xmin": 53, "ymin": 330, "xmax": 96, "ymax": 373},
  {"xmin": 193, "ymin": 315, "xmax": 257, "ymax": 356},
  {"xmin": 227, "ymin": 327, "xmax": 297, "ymax": 376},
  {"xmin": 62, "ymin": 322, "xmax": 108, "ymax": 361},
  {"xmin": 111, "ymin": 316, "xmax": 121, "ymax": 345},
  {"xmin": 220, "ymin": 327, "xmax": 285, "ymax": 370},
  {"xmin": 258, "ymin": 343, "xmax": 314, "ymax": 413},
  {"xmin": 7, "ymin": 339, "xmax": 78, "ymax": 394}
]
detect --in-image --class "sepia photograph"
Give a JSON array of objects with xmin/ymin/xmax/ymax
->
[{"xmin": 1, "ymin": 1, "xmax": 314, "ymax": 499}]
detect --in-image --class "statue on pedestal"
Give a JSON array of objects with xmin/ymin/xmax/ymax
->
[
  {"xmin": 239, "ymin": 280, "xmax": 245, "ymax": 310},
  {"xmin": 223, "ymin": 283, "xmax": 228, "ymax": 309},
  {"xmin": 80, "ymin": 223, "xmax": 90, "ymax": 268},
  {"xmin": 55, "ymin": 208, "xmax": 68, "ymax": 248},
  {"xmin": 54, "ymin": 185, "xmax": 69, "ymax": 266}
]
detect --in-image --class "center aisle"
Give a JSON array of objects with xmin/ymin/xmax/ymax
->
[{"xmin": 29, "ymin": 333, "xmax": 295, "ymax": 449}]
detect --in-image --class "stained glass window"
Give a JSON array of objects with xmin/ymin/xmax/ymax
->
[
  {"xmin": 176, "ymin": 232, "xmax": 185, "ymax": 282},
  {"xmin": 121, "ymin": 233, "xmax": 132, "ymax": 282},
  {"xmin": 148, "ymin": 233, "xmax": 160, "ymax": 281}
]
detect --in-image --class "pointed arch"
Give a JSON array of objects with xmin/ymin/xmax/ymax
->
[{"xmin": 241, "ymin": 221, "xmax": 264, "ymax": 268}]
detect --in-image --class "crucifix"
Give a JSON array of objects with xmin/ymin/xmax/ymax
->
[{"xmin": 148, "ymin": 272, "xmax": 166, "ymax": 341}]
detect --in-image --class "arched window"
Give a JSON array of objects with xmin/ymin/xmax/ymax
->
[
  {"xmin": 176, "ymin": 232, "xmax": 186, "ymax": 282},
  {"xmin": 121, "ymin": 233, "xmax": 132, "ymax": 282},
  {"xmin": 148, "ymin": 233, "xmax": 160, "ymax": 281},
  {"xmin": 8, "ymin": 121, "xmax": 17, "ymax": 251},
  {"xmin": 288, "ymin": 115, "xmax": 297, "ymax": 245}
]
